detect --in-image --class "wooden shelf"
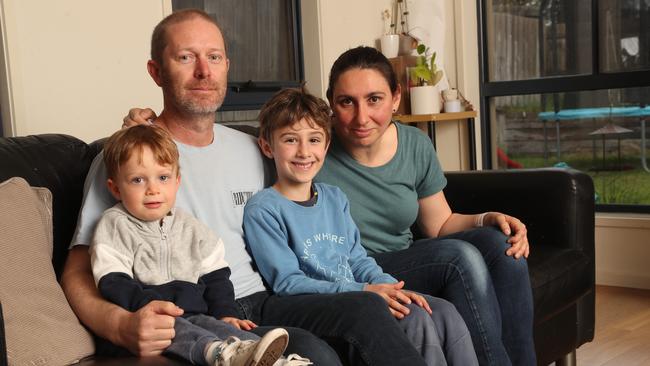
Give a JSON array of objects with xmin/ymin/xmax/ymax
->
[
  {"xmin": 393, "ymin": 111, "xmax": 478, "ymax": 123},
  {"xmin": 392, "ymin": 110, "xmax": 478, "ymax": 170}
]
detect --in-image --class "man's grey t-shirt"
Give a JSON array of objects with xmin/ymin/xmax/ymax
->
[{"xmin": 71, "ymin": 124, "xmax": 267, "ymax": 298}]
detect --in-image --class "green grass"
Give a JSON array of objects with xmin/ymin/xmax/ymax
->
[{"xmin": 507, "ymin": 153, "xmax": 650, "ymax": 205}]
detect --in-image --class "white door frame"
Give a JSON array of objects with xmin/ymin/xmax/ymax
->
[{"xmin": 0, "ymin": 0, "xmax": 16, "ymax": 137}]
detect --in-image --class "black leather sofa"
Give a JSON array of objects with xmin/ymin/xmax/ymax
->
[{"xmin": 0, "ymin": 132, "xmax": 594, "ymax": 366}]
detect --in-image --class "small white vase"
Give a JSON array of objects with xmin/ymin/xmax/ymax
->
[
  {"xmin": 409, "ymin": 85, "xmax": 440, "ymax": 115},
  {"xmin": 380, "ymin": 34, "xmax": 399, "ymax": 58}
]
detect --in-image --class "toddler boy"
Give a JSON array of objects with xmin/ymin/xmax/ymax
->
[{"xmin": 90, "ymin": 125, "xmax": 309, "ymax": 366}]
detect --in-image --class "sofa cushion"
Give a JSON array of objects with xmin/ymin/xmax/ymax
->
[{"xmin": 0, "ymin": 177, "xmax": 94, "ymax": 365}]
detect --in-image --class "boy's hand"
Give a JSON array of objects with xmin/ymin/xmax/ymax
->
[
  {"xmin": 220, "ymin": 316, "xmax": 257, "ymax": 330},
  {"xmin": 364, "ymin": 281, "xmax": 413, "ymax": 319},
  {"xmin": 402, "ymin": 291, "xmax": 432, "ymax": 314}
]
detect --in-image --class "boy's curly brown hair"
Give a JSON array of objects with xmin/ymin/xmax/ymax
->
[
  {"xmin": 103, "ymin": 125, "xmax": 179, "ymax": 179},
  {"xmin": 258, "ymin": 87, "xmax": 332, "ymax": 145}
]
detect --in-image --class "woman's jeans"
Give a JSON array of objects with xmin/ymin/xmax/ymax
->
[
  {"xmin": 372, "ymin": 227, "xmax": 537, "ymax": 366},
  {"xmin": 236, "ymin": 290, "xmax": 427, "ymax": 366}
]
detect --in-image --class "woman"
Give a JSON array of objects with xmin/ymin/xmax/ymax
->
[{"xmin": 313, "ymin": 46, "xmax": 536, "ymax": 366}]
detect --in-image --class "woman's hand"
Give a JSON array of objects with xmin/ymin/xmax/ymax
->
[
  {"xmin": 484, "ymin": 212, "xmax": 530, "ymax": 259},
  {"xmin": 220, "ymin": 316, "xmax": 257, "ymax": 331},
  {"xmin": 122, "ymin": 108, "xmax": 157, "ymax": 128},
  {"xmin": 364, "ymin": 281, "xmax": 414, "ymax": 319}
]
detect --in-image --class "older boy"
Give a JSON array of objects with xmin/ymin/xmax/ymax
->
[
  {"xmin": 90, "ymin": 125, "xmax": 309, "ymax": 366},
  {"xmin": 243, "ymin": 88, "xmax": 478, "ymax": 366}
]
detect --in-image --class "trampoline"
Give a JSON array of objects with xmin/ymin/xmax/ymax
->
[{"xmin": 538, "ymin": 106, "xmax": 650, "ymax": 172}]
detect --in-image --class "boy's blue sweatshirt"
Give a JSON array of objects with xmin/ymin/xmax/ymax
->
[{"xmin": 243, "ymin": 183, "xmax": 397, "ymax": 296}]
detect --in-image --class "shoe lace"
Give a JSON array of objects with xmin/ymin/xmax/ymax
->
[
  {"xmin": 274, "ymin": 353, "xmax": 313, "ymax": 366},
  {"xmin": 218, "ymin": 337, "xmax": 256, "ymax": 364}
]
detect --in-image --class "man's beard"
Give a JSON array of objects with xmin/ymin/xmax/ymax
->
[
  {"xmin": 162, "ymin": 72, "xmax": 226, "ymax": 115},
  {"xmin": 175, "ymin": 89, "xmax": 223, "ymax": 114}
]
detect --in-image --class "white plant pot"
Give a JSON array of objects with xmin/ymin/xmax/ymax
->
[
  {"xmin": 380, "ymin": 35, "xmax": 399, "ymax": 58},
  {"xmin": 409, "ymin": 85, "xmax": 440, "ymax": 115}
]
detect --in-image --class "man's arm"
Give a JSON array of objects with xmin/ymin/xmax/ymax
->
[{"xmin": 61, "ymin": 246, "xmax": 182, "ymax": 356}]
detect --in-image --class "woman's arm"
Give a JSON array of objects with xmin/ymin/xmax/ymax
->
[
  {"xmin": 416, "ymin": 191, "xmax": 529, "ymax": 258},
  {"xmin": 416, "ymin": 191, "xmax": 469, "ymax": 237}
]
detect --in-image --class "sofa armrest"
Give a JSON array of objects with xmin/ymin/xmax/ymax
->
[
  {"xmin": 1, "ymin": 301, "xmax": 7, "ymax": 366},
  {"xmin": 443, "ymin": 168, "xmax": 594, "ymax": 255}
]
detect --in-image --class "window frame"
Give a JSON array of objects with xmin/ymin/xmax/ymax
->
[
  {"xmin": 173, "ymin": 0, "xmax": 305, "ymax": 111},
  {"xmin": 477, "ymin": 0, "xmax": 650, "ymax": 213}
]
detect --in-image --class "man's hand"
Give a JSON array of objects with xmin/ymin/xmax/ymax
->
[
  {"xmin": 220, "ymin": 317, "xmax": 257, "ymax": 331},
  {"xmin": 116, "ymin": 301, "xmax": 183, "ymax": 356},
  {"xmin": 122, "ymin": 108, "xmax": 157, "ymax": 128},
  {"xmin": 364, "ymin": 281, "xmax": 413, "ymax": 319},
  {"xmin": 484, "ymin": 212, "xmax": 530, "ymax": 259}
]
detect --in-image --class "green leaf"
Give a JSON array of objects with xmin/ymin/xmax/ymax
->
[
  {"xmin": 410, "ymin": 44, "xmax": 444, "ymax": 86},
  {"xmin": 431, "ymin": 70, "xmax": 443, "ymax": 85}
]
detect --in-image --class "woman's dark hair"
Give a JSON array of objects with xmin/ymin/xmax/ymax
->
[{"xmin": 326, "ymin": 46, "xmax": 399, "ymax": 101}]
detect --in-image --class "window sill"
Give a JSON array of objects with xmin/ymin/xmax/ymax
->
[{"xmin": 595, "ymin": 213, "xmax": 650, "ymax": 230}]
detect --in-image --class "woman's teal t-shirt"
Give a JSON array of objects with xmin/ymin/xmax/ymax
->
[{"xmin": 315, "ymin": 122, "xmax": 447, "ymax": 254}]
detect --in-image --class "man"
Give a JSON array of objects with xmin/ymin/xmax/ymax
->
[{"xmin": 62, "ymin": 9, "xmax": 425, "ymax": 366}]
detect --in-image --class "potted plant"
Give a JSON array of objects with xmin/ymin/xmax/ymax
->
[{"xmin": 409, "ymin": 43, "xmax": 444, "ymax": 114}]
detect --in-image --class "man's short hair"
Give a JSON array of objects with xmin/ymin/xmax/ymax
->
[
  {"xmin": 103, "ymin": 125, "xmax": 179, "ymax": 179},
  {"xmin": 151, "ymin": 9, "xmax": 222, "ymax": 65},
  {"xmin": 258, "ymin": 87, "xmax": 332, "ymax": 145}
]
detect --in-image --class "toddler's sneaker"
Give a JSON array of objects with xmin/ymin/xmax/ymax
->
[
  {"xmin": 210, "ymin": 328, "xmax": 289, "ymax": 366},
  {"xmin": 274, "ymin": 354, "xmax": 313, "ymax": 365}
]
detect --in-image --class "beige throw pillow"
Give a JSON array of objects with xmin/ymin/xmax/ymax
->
[{"xmin": 0, "ymin": 177, "xmax": 94, "ymax": 366}]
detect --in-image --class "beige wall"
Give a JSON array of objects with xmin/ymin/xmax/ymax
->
[
  {"xmin": 0, "ymin": 0, "xmax": 169, "ymax": 142},
  {"xmin": 595, "ymin": 214, "xmax": 650, "ymax": 289},
  {"xmin": 301, "ymin": 0, "xmax": 392, "ymax": 100}
]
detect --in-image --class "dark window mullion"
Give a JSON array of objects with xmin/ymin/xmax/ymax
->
[
  {"xmin": 592, "ymin": 0, "xmax": 600, "ymax": 75},
  {"xmin": 291, "ymin": 0, "xmax": 304, "ymax": 84},
  {"xmin": 477, "ymin": 0, "xmax": 492, "ymax": 168},
  {"xmin": 482, "ymin": 69, "xmax": 650, "ymax": 97}
]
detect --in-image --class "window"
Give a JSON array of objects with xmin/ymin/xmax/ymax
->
[
  {"xmin": 479, "ymin": 0, "xmax": 650, "ymax": 212},
  {"xmin": 172, "ymin": 0, "xmax": 304, "ymax": 111}
]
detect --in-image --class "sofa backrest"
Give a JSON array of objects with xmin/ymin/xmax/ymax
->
[
  {"xmin": 0, "ymin": 134, "xmax": 100, "ymax": 278},
  {"xmin": 0, "ymin": 125, "xmax": 264, "ymax": 279}
]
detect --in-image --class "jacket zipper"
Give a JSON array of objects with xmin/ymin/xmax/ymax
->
[{"xmin": 160, "ymin": 223, "xmax": 170, "ymax": 281}]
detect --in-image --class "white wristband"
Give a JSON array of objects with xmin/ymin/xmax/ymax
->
[{"xmin": 475, "ymin": 212, "xmax": 489, "ymax": 228}]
